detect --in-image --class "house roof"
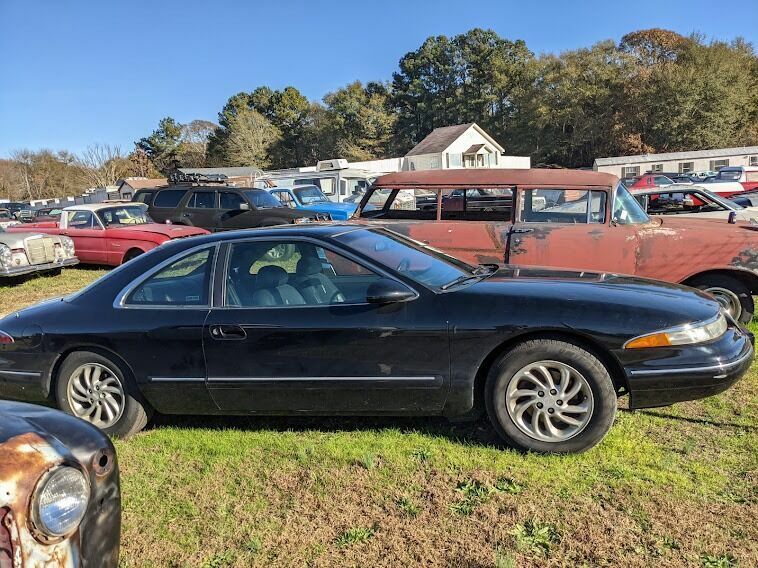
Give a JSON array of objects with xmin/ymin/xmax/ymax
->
[
  {"xmin": 119, "ymin": 178, "xmax": 167, "ymax": 190},
  {"xmin": 595, "ymin": 146, "xmax": 758, "ymax": 167},
  {"xmin": 464, "ymin": 144, "xmax": 486, "ymax": 154},
  {"xmin": 373, "ymin": 168, "xmax": 618, "ymax": 188},
  {"xmin": 405, "ymin": 123, "xmax": 506, "ymax": 157}
]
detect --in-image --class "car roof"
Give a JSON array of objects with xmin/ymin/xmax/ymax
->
[
  {"xmin": 372, "ymin": 168, "xmax": 618, "ymax": 189},
  {"xmin": 630, "ymin": 183, "xmax": 710, "ymax": 193},
  {"xmin": 64, "ymin": 202, "xmax": 147, "ymax": 212}
]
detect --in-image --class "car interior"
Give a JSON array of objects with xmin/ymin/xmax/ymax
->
[{"xmin": 225, "ymin": 242, "xmax": 381, "ymax": 308}]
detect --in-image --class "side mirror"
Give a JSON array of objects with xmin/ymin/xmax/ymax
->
[
  {"xmin": 239, "ymin": 203, "xmax": 250, "ymax": 211},
  {"xmin": 366, "ymin": 278, "xmax": 415, "ymax": 304}
]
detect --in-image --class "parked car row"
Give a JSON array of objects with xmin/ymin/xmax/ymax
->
[{"xmin": 0, "ymin": 168, "xmax": 753, "ymax": 463}]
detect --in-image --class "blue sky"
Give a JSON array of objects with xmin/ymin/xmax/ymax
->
[{"xmin": 1, "ymin": 0, "xmax": 756, "ymax": 158}]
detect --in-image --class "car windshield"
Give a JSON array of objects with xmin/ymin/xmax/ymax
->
[
  {"xmin": 97, "ymin": 205, "xmax": 152, "ymax": 227},
  {"xmin": 613, "ymin": 184, "xmax": 650, "ymax": 224},
  {"xmin": 244, "ymin": 190, "xmax": 283, "ymax": 209},
  {"xmin": 334, "ymin": 228, "xmax": 482, "ymax": 289},
  {"xmin": 716, "ymin": 169, "xmax": 741, "ymax": 180},
  {"xmin": 294, "ymin": 186, "xmax": 329, "ymax": 204}
]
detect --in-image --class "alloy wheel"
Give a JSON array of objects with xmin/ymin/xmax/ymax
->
[
  {"xmin": 66, "ymin": 363, "xmax": 125, "ymax": 428},
  {"xmin": 505, "ymin": 360, "xmax": 594, "ymax": 442}
]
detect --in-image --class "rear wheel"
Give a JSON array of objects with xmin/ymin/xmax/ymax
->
[
  {"xmin": 689, "ymin": 274, "xmax": 753, "ymax": 323},
  {"xmin": 55, "ymin": 351, "xmax": 151, "ymax": 437},
  {"xmin": 485, "ymin": 339, "xmax": 617, "ymax": 454}
]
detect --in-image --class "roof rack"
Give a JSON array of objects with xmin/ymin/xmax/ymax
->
[{"xmin": 168, "ymin": 172, "xmax": 229, "ymax": 185}]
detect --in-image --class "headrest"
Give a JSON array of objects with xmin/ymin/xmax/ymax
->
[
  {"xmin": 296, "ymin": 257, "xmax": 322, "ymax": 277},
  {"xmin": 257, "ymin": 265, "xmax": 288, "ymax": 288}
]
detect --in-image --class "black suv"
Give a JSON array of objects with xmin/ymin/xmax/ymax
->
[{"xmin": 132, "ymin": 174, "xmax": 327, "ymax": 231}]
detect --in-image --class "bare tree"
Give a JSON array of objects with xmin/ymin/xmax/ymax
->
[{"xmin": 75, "ymin": 144, "xmax": 132, "ymax": 189}]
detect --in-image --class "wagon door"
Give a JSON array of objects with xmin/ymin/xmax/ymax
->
[{"xmin": 507, "ymin": 188, "xmax": 639, "ymax": 275}]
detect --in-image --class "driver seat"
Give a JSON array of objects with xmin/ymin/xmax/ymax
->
[{"xmin": 294, "ymin": 257, "xmax": 344, "ymax": 305}]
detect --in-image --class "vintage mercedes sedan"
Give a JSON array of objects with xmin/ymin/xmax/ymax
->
[
  {"xmin": 0, "ymin": 227, "xmax": 78, "ymax": 277},
  {"xmin": 0, "ymin": 225, "xmax": 752, "ymax": 453},
  {"xmin": 0, "ymin": 400, "xmax": 120, "ymax": 567}
]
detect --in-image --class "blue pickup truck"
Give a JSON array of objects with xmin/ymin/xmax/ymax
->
[{"xmin": 268, "ymin": 185, "xmax": 357, "ymax": 220}]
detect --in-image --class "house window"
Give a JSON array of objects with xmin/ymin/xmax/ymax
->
[
  {"xmin": 476, "ymin": 154, "xmax": 485, "ymax": 167},
  {"xmin": 710, "ymin": 159, "xmax": 729, "ymax": 171},
  {"xmin": 678, "ymin": 162, "xmax": 694, "ymax": 174},
  {"xmin": 650, "ymin": 164, "xmax": 663, "ymax": 173},
  {"xmin": 429, "ymin": 156, "xmax": 441, "ymax": 169},
  {"xmin": 448, "ymin": 153, "xmax": 462, "ymax": 168},
  {"xmin": 464, "ymin": 155, "xmax": 476, "ymax": 168},
  {"xmin": 749, "ymin": 156, "xmax": 757, "ymax": 166},
  {"xmin": 621, "ymin": 166, "xmax": 640, "ymax": 177}
]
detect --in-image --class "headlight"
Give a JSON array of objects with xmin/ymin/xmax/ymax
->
[
  {"xmin": 61, "ymin": 236, "xmax": 75, "ymax": 257},
  {"xmin": 624, "ymin": 313, "xmax": 728, "ymax": 349},
  {"xmin": 31, "ymin": 466, "xmax": 90, "ymax": 540},
  {"xmin": 0, "ymin": 244, "xmax": 11, "ymax": 268},
  {"xmin": 292, "ymin": 217, "xmax": 312, "ymax": 224}
]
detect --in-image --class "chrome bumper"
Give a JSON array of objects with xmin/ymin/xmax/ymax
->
[{"xmin": 0, "ymin": 257, "xmax": 79, "ymax": 277}]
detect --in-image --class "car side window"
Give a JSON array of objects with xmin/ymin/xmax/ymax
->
[
  {"xmin": 189, "ymin": 191, "xmax": 216, "ymax": 209},
  {"xmin": 225, "ymin": 241, "xmax": 384, "ymax": 308},
  {"xmin": 153, "ymin": 189, "xmax": 188, "ymax": 208},
  {"xmin": 66, "ymin": 211, "xmax": 97, "ymax": 229},
  {"xmin": 125, "ymin": 248, "xmax": 214, "ymax": 306},
  {"xmin": 134, "ymin": 191, "xmax": 154, "ymax": 204},
  {"xmin": 520, "ymin": 189, "xmax": 606, "ymax": 224},
  {"xmin": 273, "ymin": 191, "xmax": 297, "ymax": 208},
  {"xmin": 219, "ymin": 192, "xmax": 245, "ymax": 210}
]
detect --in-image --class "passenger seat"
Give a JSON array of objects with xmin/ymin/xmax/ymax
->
[
  {"xmin": 250, "ymin": 266, "xmax": 306, "ymax": 306},
  {"xmin": 294, "ymin": 257, "xmax": 345, "ymax": 304}
]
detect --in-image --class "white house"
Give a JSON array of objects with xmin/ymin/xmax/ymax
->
[
  {"xmin": 594, "ymin": 146, "xmax": 758, "ymax": 178},
  {"xmin": 402, "ymin": 122, "xmax": 529, "ymax": 171}
]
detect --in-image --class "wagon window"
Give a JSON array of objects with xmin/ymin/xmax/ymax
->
[
  {"xmin": 520, "ymin": 189, "xmax": 606, "ymax": 224},
  {"xmin": 360, "ymin": 187, "xmax": 513, "ymax": 221}
]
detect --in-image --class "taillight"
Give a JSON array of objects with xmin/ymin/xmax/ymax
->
[{"xmin": 0, "ymin": 331, "xmax": 15, "ymax": 344}]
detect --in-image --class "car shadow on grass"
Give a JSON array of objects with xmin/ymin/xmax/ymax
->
[
  {"xmin": 629, "ymin": 408, "xmax": 757, "ymax": 431},
  {"xmin": 148, "ymin": 413, "xmax": 505, "ymax": 448}
]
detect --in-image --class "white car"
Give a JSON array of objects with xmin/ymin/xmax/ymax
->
[
  {"xmin": 631, "ymin": 184, "xmax": 758, "ymax": 222},
  {"xmin": 699, "ymin": 166, "xmax": 758, "ymax": 195}
]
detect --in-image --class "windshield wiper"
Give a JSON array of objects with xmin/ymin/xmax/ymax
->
[{"xmin": 440, "ymin": 265, "xmax": 497, "ymax": 290}]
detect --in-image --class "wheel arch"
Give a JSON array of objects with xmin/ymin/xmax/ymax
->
[
  {"xmin": 122, "ymin": 246, "xmax": 146, "ymax": 263},
  {"xmin": 682, "ymin": 268, "xmax": 758, "ymax": 294},
  {"xmin": 469, "ymin": 330, "xmax": 628, "ymax": 417},
  {"xmin": 47, "ymin": 344, "xmax": 138, "ymax": 402}
]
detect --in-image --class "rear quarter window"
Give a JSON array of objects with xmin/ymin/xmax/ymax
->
[{"xmin": 153, "ymin": 189, "xmax": 188, "ymax": 208}]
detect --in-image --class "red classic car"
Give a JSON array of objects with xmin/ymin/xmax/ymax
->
[
  {"xmin": 357, "ymin": 169, "xmax": 758, "ymax": 323},
  {"xmin": 7, "ymin": 203, "xmax": 208, "ymax": 265}
]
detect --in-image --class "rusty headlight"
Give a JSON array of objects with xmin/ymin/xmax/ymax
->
[{"xmin": 31, "ymin": 466, "xmax": 90, "ymax": 540}]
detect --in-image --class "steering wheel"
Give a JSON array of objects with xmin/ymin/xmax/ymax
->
[{"xmin": 397, "ymin": 258, "xmax": 410, "ymax": 273}]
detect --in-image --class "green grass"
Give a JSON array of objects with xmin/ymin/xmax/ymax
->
[{"xmin": 4, "ymin": 268, "xmax": 758, "ymax": 567}]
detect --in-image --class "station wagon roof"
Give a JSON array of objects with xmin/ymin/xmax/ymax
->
[
  {"xmin": 64, "ymin": 202, "xmax": 147, "ymax": 212},
  {"xmin": 372, "ymin": 169, "xmax": 618, "ymax": 189}
]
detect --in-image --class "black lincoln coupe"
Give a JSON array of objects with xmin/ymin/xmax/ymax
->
[{"xmin": 0, "ymin": 224, "xmax": 752, "ymax": 453}]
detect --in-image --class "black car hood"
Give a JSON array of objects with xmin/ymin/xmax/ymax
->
[{"xmin": 464, "ymin": 264, "xmax": 721, "ymax": 329}]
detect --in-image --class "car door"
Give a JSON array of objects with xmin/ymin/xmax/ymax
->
[
  {"xmin": 64, "ymin": 210, "xmax": 108, "ymax": 263},
  {"xmin": 507, "ymin": 187, "xmax": 639, "ymax": 275},
  {"xmin": 115, "ymin": 245, "xmax": 217, "ymax": 413},
  {"xmin": 203, "ymin": 237, "xmax": 449, "ymax": 413},
  {"xmin": 180, "ymin": 190, "xmax": 219, "ymax": 230}
]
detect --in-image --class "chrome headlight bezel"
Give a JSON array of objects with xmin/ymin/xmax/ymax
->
[
  {"xmin": 292, "ymin": 217, "xmax": 313, "ymax": 224},
  {"xmin": 624, "ymin": 312, "xmax": 729, "ymax": 349},
  {"xmin": 0, "ymin": 244, "xmax": 11, "ymax": 268},
  {"xmin": 60, "ymin": 236, "xmax": 76, "ymax": 258},
  {"xmin": 30, "ymin": 465, "xmax": 91, "ymax": 542}
]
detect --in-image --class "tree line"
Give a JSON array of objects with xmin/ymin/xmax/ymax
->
[{"xmin": 2, "ymin": 28, "xmax": 756, "ymax": 200}]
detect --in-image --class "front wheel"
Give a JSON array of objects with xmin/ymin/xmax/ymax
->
[
  {"xmin": 55, "ymin": 350, "xmax": 152, "ymax": 437},
  {"xmin": 485, "ymin": 339, "xmax": 617, "ymax": 454},
  {"xmin": 689, "ymin": 274, "xmax": 754, "ymax": 324}
]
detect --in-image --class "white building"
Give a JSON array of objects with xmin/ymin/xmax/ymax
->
[
  {"xmin": 402, "ymin": 122, "xmax": 529, "ymax": 171},
  {"xmin": 594, "ymin": 146, "xmax": 758, "ymax": 178}
]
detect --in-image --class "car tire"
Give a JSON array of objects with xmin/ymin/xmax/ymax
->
[
  {"xmin": 689, "ymin": 274, "xmax": 754, "ymax": 324},
  {"xmin": 123, "ymin": 248, "xmax": 144, "ymax": 264},
  {"xmin": 485, "ymin": 339, "xmax": 617, "ymax": 454},
  {"xmin": 55, "ymin": 350, "xmax": 152, "ymax": 437}
]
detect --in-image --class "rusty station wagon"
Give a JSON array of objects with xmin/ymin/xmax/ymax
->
[{"xmin": 356, "ymin": 169, "xmax": 758, "ymax": 323}]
